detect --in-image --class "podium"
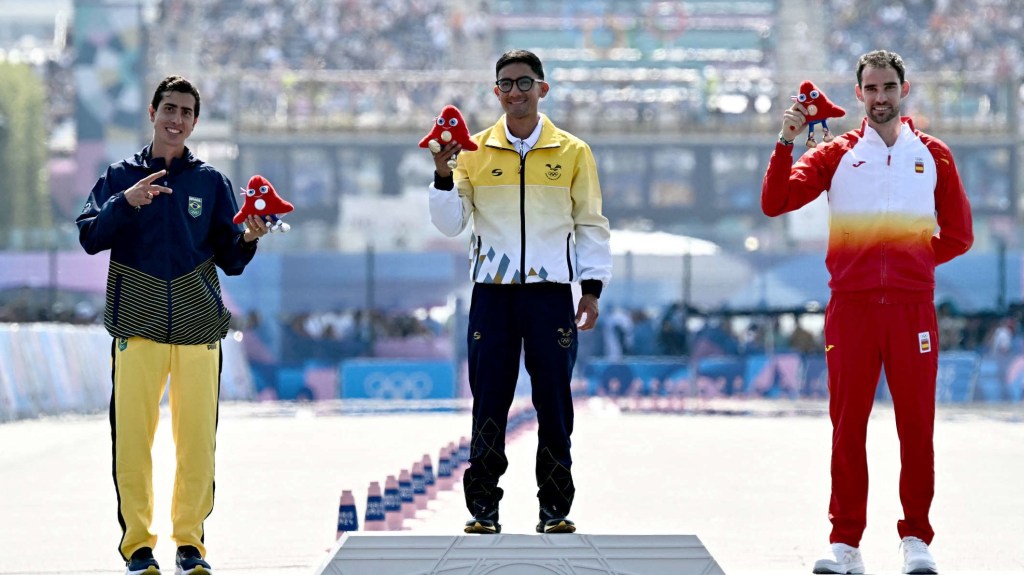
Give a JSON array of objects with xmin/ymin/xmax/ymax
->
[{"xmin": 316, "ymin": 533, "xmax": 726, "ymax": 575}]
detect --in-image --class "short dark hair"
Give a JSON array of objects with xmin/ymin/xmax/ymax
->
[
  {"xmin": 856, "ymin": 50, "xmax": 906, "ymax": 86},
  {"xmin": 151, "ymin": 75, "xmax": 201, "ymax": 118},
  {"xmin": 495, "ymin": 49, "xmax": 544, "ymax": 80}
]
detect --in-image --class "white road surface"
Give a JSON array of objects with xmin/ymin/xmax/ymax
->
[{"xmin": 1, "ymin": 399, "xmax": 1022, "ymax": 575}]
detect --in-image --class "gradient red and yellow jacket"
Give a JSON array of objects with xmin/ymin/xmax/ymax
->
[{"xmin": 762, "ymin": 118, "xmax": 973, "ymax": 299}]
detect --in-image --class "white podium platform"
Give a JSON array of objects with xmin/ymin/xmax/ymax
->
[{"xmin": 315, "ymin": 533, "xmax": 726, "ymax": 575}]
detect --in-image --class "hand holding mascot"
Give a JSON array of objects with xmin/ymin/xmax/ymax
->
[
  {"xmin": 419, "ymin": 105, "xmax": 477, "ymax": 170},
  {"xmin": 783, "ymin": 81, "xmax": 846, "ymax": 148},
  {"xmin": 233, "ymin": 175, "xmax": 294, "ymax": 233}
]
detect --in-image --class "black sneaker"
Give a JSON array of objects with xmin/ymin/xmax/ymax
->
[
  {"xmin": 125, "ymin": 547, "xmax": 160, "ymax": 575},
  {"xmin": 463, "ymin": 507, "xmax": 501, "ymax": 534},
  {"xmin": 175, "ymin": 545, "xmax": 212, "ymax": 575},
  {"xmin": 536, "ymin": 517, "xmax": 576, "ymax": 533},
  {"xmin": 537, "ymin": 505, "xmax": 576, "ymax": 534}
]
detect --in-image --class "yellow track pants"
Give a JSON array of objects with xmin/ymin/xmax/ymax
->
[{"xmin": 110, "ymin": 336, "xmax": 221, "ymax": 560}]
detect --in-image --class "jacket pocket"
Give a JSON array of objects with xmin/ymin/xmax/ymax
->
[
  {"xmin": 199, "ymin": 273, "xmax": 224, "ymax": 317},
  {"xmin": 831, "ymin": 231, "xmax": 854, "ymax": 281}
]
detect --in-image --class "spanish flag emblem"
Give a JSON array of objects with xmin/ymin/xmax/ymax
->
[
  {"xmin": 914, "ymin": 158, "xmax": 925, "ymax": 173},
  {"xmin": 919, "ymin": 331, "xmax": 932, "ymax": 353}
]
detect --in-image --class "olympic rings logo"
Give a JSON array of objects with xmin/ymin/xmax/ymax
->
[{"xmin": 362, "ymin": 371, "xmax": 435, "ymax": 399}]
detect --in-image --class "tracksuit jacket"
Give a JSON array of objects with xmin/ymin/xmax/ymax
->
[
  {"xmin": 762, "ymin": 117, "xmax": 973, "ymax": 546},
  {"xmin": 77, "ymin": 145, "xmax": 256, "ymax": 344},
  {"xmin": 762, "ymin": 117, "xmax": 973, "ymax": 296},
  {"xmin": 430, "ymin": 114, "xmax": 612, "ymax": 294}
]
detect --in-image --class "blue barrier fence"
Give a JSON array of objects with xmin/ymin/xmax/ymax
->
[
  {"xmin": 340, "ymin": 360, "xmax": 456, "ymax": 400},
  {"xmin": 8, "ymin": 324, "xmax": 1022, "ymax": 423},
  {"xmin": 586, "ymin": 352, "xmax": 1024, "ymax": 403},
  {"xmin": 0, "ymin": 324, "xmax": 255, "ymax": 422},
  {"xmin": 257, "ymin": 351, "xmax": 1024, "ymax": 404}
]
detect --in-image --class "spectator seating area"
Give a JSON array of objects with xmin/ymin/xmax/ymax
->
[
  {"xmin": 826, "ymin": 0, "xmax": 1023, "ymax": 129},
  {"xmin": 8, "ymin": 0, "xmax": 1021, "ymax": 138},
  {"xmin": 826, "ymin": 0, "xmax": 1022, "ymax": 78},
  {"xmin": 167, "ymin": 0, "xmax": 1021, "ymax": 134},
  {"xmin": 170, "ymin": 0, "xmax": 782, "ymax": 132}
]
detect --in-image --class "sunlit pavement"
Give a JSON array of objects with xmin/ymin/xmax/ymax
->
[{"xmin": 2, "ymin": 399, "xmax": 1022, "ymax": 574}]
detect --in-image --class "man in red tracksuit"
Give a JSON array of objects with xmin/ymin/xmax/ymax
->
[{"xmin": 761, "ymin": 50, "xmax": 973, "ymax": 575}]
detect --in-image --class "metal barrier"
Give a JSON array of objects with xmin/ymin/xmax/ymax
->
[{"xmin": 0, "ymin": 324, "xmax": 254, "ymax": 422}]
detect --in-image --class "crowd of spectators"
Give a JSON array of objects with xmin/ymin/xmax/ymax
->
[
  {"xmin": 826, "ymin": 0, "xmax": 1023, "ymax": 128},
  {"xmin": 578, "ymin": 302, "xmax": 1024, "ymax": 362},
  {"xmin": 9, "ymin": 0, "xmax": 1022, "ymax": 140},
  {"xmin": 176, "ymin": 0, "xmax": 485, "ymax": 128},
  {"xmin": 1, "ymin": 281, "xmax": 1022, "ymax": 366},
  {"xmin": 161, "ymin": 0, "xmax": 1023, "ymax": 134},
  {"xmin": 240, "ymin": 300, "xmax": 1024, "ymax": 368},
  {"xmin": 193, "ymin": 0, "xmax": 454, "ymax": 73},
  {"xmin": 278, "ymin": 307, "xmax": 449, "ymax": 363},
  {"xmin": 0, "ymin": 288, "xmax": 101, "ymax": 325},
  {"xmin": 163, "ymin": 0, "xmax": 782, "ymax": 132},
  {"xmin": 826, "ymin": 0, "xmax": 1023, "ymax": 78}
]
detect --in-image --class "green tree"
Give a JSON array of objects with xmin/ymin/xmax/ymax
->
[{"xmin": 0, "ymin": 62, "xmax": 51, "ymax": 249}]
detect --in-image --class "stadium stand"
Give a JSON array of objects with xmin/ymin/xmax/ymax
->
[{"xmin": 1, "ymin": 0, "xmax": 1022, "ymax": 404}]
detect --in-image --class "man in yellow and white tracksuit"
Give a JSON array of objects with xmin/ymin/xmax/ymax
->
[{"xmin": 428, "ymin": 50, "xmax": 612, "ymax": 535}]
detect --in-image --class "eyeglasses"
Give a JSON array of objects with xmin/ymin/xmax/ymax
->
[{"xmin": 495, "ymin": 76, "xmax": 542, "ymax": 93}]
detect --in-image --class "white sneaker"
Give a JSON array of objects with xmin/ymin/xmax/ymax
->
[
  {"xmin": 812, "ymin": 543, "xmax": 865, "ymax": 574},
  {"xmin": 901, "ymin": 536, "xmax": 938, "ymax": 574}
]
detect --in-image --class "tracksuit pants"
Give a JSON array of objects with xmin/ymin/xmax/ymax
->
[
  {"xmin": 109, "ymin": 336, "xmax": 222, "ymax": 560},
  {"xmin": 463, "ymin": 283, "xmax": 578, "ymax": 521},
  {"xmin": 823, "ymin": 293, "xmax": 938, "ymax": 546}
]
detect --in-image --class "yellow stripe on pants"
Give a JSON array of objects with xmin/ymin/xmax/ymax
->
[{"xmin": 112, "ymin": 336, "xmax": 220, "ymax": 560}]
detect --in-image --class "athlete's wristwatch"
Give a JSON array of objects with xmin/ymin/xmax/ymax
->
[{"xmin": 778, "ymin": 131, "xmax": 794, "ymax": 146}]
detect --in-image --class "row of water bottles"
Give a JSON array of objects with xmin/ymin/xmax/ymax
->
[
  {"xmin": 336, "ymin": 437, "xmax": 471, "ymax": 536},
  {"xmin": 334, "ymin": 401, "xmax": 538, "ymax": 537}
]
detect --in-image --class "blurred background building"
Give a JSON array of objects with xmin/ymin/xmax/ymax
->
[{"xmin": 1, "ymin": 0, "xmax": 1022, "ymax": 405}]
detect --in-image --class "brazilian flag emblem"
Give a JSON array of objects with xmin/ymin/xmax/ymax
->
[
  {"xmin": 117, "ymin": 337, "xmax": 128, "ymax": 351},
  {"xmin": 188, "ymin": 196, "xmax": 203, "ymax": 218}
]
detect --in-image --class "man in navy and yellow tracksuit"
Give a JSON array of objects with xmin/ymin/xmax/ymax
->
[
  {"xmin": 428, "ymin": 50, "xmax": 612, "ymax": 535},
  {"xmin": 77, "ymin": 76, "xmax": 270, "ymax": 575}
]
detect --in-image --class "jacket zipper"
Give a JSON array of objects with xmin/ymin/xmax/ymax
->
[
  {"xmin": 519, "ymin": 152, "xmax": 527, "ymax": 284},
  {"xmin": 881, "ymin": 151, "xmax": 891, "ymax": 297},
  {"xmin": 160, "ymin": 172, "xmax": 173, "ymax": 340},
  {"xmin": 165, "ymin": 279, "xmax": 173, "ymax": 342}
]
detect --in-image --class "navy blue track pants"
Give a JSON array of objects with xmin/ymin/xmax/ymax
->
[{"xmin": 462, "ymin": 282, "xmax": 578, "ymax": 521}]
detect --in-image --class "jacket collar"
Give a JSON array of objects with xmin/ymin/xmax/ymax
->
[
  {"xmin": 128, "ymin": 143, "xmax": 202, "ymax": 173},
  {"xmin": 859, "ymin": 116, "xmax": 916, "ymax": 145},
  {"xmin": 485, "ymin": 114, "xmax": 560, "ymax": 151}
]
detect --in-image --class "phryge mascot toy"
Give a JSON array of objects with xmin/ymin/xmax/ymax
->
[
  {"xmin": 419, "ymin": 105, "xmax": 477, "ymax": 169},
  {"xmin": 790, "ymin": 80, "xmax": 846, "ymax": 148},
  {"xmin": 233, "ymin": 175, "xmax": 294, "ymax": 233}
]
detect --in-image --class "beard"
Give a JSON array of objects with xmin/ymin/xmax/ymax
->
[{"xmin": 868, "ymin": 104, "xmax": 900, "ymax": 125}]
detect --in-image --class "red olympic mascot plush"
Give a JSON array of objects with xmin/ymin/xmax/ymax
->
[
  {"xmin": 790, "ymin": 80, "xmax": 846, "ymax": 148},
  {"xmin": 233, "ymin": 175, "xmax": 294, "ymax": 233},
  {"xmin": 419, "ymin": 105, "xmax": 477, "ymax": 169}
]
